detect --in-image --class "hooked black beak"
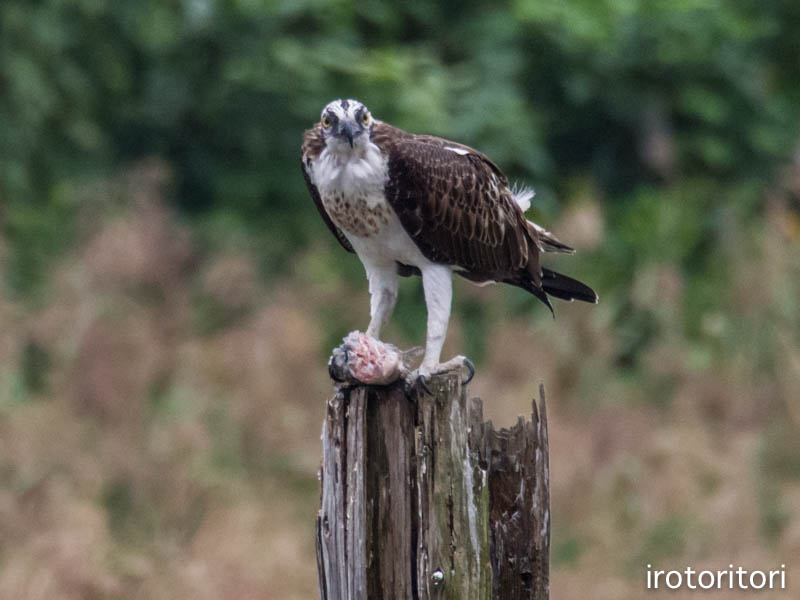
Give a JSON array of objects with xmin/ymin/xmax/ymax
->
[{"xmin": 339, "ymin": 121, "xmax": 358, "ymax": 148}]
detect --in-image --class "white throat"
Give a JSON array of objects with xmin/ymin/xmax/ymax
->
[{"xmin": 314, "ymin": 139, "xmax": 387, "ymax": 204}]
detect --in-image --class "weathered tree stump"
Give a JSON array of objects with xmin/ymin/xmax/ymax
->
[{"xmin": 316, "ymin": 374, "xmax": 550, "ymax": 599}]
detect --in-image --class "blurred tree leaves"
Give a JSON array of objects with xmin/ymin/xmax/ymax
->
[{"xmin": 1, "ymin": 0, "xmax": 799, "ymax": 361}]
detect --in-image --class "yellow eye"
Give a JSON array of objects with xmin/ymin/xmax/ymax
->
[
  {"xmin": 322, "ymin": 116, "xmax": 331, "ymax": 128},
  {"xmin": 362, "ymin": 112, "xmax": 370, "ymax": 125}
]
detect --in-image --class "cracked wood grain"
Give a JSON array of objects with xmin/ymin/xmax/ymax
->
[{"xmin": 316, "ymin": 376, "xmax": 549, "ymax": 599}]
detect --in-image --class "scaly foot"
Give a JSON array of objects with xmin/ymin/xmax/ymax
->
[{"xmin": 403, "ymin": 355, "xmax": 475, "ymax": 396}]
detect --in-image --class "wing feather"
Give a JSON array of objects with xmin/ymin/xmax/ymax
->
[
  {"xmin": 373, "ymin": 122, "xmax": 539, "ymax": 281},
  {"xmin": 301, "ymin": 125, "xmax": 355, "ymax": 254}
]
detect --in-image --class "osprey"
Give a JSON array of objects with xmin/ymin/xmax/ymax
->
[{"xmin": 302, "ymin": 99, "xmax": 597, "ymax": 386}]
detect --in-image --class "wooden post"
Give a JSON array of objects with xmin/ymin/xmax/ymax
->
[{"xmin": 316, "ymin": 374, "xmax": 550, "ymax": 599}]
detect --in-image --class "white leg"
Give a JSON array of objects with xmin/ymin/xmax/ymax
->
[
  {"xmin": 365, "ymin": 263, "xmax": 398, "ymax": 339},
  {"xmin": 419, "ymin": 264, "xmax": 453, "ymax": 375}
]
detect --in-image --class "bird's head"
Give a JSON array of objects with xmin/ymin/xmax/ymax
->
[{"xmin": 319, "ymin": 99, "xmax": 373, "ymax": 153}]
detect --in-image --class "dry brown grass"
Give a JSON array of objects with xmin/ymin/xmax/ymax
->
[{"xmin": 0, "ymin": 163, "xmax": 798, "ymax": 598}]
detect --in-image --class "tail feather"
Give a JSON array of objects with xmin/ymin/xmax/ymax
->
[
  {"xmin": 526, "ymin": 221, "xmax": 575, "ymax": 254},
  {"xmin": 504, "ymin": 275, "xmax": 556, "ymax": 315},
  {"xmin": 504, "ymin": 268, "xmax": 597, "ymax": 316},
  {"xmin": 541, "ymin": 268, "xmax": 598, "ymax": 304}
]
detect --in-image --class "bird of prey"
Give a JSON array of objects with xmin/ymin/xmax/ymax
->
[{"xmin": 302, "ymin": 99, "xmax": 597, "ymax": 387}]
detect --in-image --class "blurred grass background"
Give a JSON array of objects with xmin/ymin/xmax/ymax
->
[{"xmin": 1, "ymin": 1, "xmax": 799, "ymax": 598}]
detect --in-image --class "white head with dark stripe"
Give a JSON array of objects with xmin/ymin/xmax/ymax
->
[{"xmin": 320, "ymin": 99, "xmax": 373, "ymax": 153}]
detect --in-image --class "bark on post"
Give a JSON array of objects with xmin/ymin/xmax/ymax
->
[{"xmin": 316, "ymin": 374, "xmax": 550, "ymax": 599}]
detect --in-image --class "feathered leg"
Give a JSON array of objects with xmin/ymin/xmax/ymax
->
[
  {"xmin": 413, "ymin": 264, "xmax": 473, "ymax": 390},
  {"xmin": 365, "ymin": 262, "xmax": 398, "ymax": 339},
  {"xmin": 329, "ymin": 262, "xmax": 472, "ymax": 389},
  {"xmin": 419, "ymin": 264, "xmax": 452, "ymax": 372},
  {"xmin": 329, "ymin": 261, "xmax": 402, "ymax": 385}
]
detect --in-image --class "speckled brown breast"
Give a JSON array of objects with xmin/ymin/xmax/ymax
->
[{"xmin": 321, "ymin": 190, "xmax": 392, "ymax": 238}]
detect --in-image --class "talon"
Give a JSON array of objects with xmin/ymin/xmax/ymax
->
[
  {"xmin": 417, "ymin": 373, "xmax": 432, "ymax": 395},
  {"xmin": 328, "ymin": 356, "xmax": 337, "ymax": 381},
  {"xmin": 328, "ymin": 345, "xmax": 350, "ymax": 383},
  {"xmin": 403, "ymin": 371, "xmax": 432, "ymax": 397},
  {"xmin": 403, "ymin": 377, "xmax": 414, "ymax": 398},
  {"xmin": 462, "ymin": 357, "xmax": 475, "ymax": 385}
]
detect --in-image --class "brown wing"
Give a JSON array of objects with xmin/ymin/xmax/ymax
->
[
  {"xmin": 372, "ymin": 122, "xmax": 540, "ymax": 283},
  {"xmin": 301, "ymin": 125, "xmax": 354, "ymax": 254}
]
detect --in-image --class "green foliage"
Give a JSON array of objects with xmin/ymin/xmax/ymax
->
[
  {"xmin": 1, "ymin": 0, "xmax": 799, "ymax": 360},
  {"xmin": 640, "ymin": 514, "xmax": 689, "ymax": 563},
  {"xmin": 552, "ymin": 535, "xmax": 583, "ymax": 567},
  {"xmin": 20, "ymin": 340, "xmax": 50, "ymax": 396},
  {"xmin": 756, "ymin": 422, "xmax": 800, "ymax": 542},
  {"xmin": 102, "ymin": 479, "xmax": 137, "ymax": 539},
  {"xmin": 760, "ymin": 422, "xmax": 800, "ymax": 483}
]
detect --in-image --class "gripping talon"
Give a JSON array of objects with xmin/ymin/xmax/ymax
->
[
  {"xmin": 328, "ymin": 345, "xmax": 350, "ymax": 383},
  {"xmin": 461, "ymin": 357, "xmax": 475, "ymax": 385},
  {"xmin": 417, "ymin": 373, "xmax": 432, "ymax": 395},
  {"xmin": 328, "ymin": 356, "xmax": 337, "ymax": 381},
  {"xmin": 403, "ymin": 371, "xmax": 432, "ymax": 397}
]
